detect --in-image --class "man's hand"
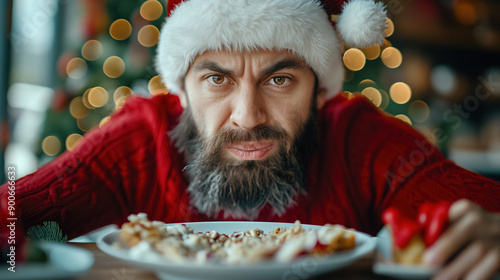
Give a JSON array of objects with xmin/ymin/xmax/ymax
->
[{"xmin": 423, "ymin": 199, "xmax": 500, "ymax": 280}]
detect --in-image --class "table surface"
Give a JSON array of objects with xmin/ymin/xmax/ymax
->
[{"xmin": 72, "ymin": 243, "xmax": 388, "ymax": 280}]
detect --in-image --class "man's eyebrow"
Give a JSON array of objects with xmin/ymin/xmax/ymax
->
[
  {"xmin": 262, "ymin": 58, "xmax": 308, "ymax": 77},
  {"xmin": 192, "ymin": 61, "xmax": 235, "ymax": 76}
]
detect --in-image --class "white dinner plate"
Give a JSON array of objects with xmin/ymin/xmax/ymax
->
[
  {"xmin": 0, "ymin": 242, "xmax": 94, "ymax": 280},
  {"xmin": 97, "ymin": 221, "xmax": 375, "ymax": 280}
]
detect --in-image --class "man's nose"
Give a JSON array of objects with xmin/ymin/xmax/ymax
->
[{"xmin": 230, "ymin": 84, "xmax": 266, "ymax": 130}]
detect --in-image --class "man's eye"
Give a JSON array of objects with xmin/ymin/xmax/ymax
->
[
  {"xmin": 208, "ymin": 75, "xmax": 225, "ymax": 85},
  {"xmin": 269, "ymin": 76, "xmax": 290, "ymax": 86}
]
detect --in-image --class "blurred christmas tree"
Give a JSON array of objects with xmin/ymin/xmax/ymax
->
[{"xmin": 38, "ymin": 0, "xmax": 168, "ymax": 162}]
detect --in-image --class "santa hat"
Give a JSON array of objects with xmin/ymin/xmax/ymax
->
[{"xmin": 156, "ymin": 0, "xmax": 387, "ymax": 99}]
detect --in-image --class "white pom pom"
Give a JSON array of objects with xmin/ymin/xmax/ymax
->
[{"xmin": 337, "ymin": 0, "xmax": 387, "ymax": 48}]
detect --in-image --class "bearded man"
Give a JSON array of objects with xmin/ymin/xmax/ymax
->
[{"xmin": 1, "ymin": 0, "xmax": 499, "ymax": 279}]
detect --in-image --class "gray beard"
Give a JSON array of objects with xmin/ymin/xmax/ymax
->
[{"xmin": 169, "ymin": 107, "xmax": 318, "ymax": 219}]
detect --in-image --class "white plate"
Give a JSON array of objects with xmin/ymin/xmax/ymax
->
[
  {"xmin": 97, "ymin": 221, "xmax": 375, "ymax": 280},
  {"xmin": 0, "ymin": 242, "xmax": 94, "ymax": 280},
  {"xmin": 373, "ymin": 226, "xmax": 437, "ymax": 279}
]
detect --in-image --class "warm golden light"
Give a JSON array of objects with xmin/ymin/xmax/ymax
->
[
  {"xmin": 82, "ymin": 88, "xmax": 94, "ymax": 109},
  {"xmin": 99, "ymin": 116, "xmax": 111, "ymax": 127},
  {"xmin": 381, "ymin": 47, "xmax": 402, "ymax": 69},
  {"xmin": 358, "ymin": 79, "xmax": 377, "ymax": 91},
  {"xmin": 140, "ymin": 0, "xmax": 163, "ymax": 21},
  {"xmin": 148, "ymin": 75, "xmax": 168, "ymax": 95},
  {"xmin": 409, "ymin": 100, "xmax": 430, "ymax": 123},
  {"xmin": 381, "ymin": 39, "xmax": 392, "ymax": 50},
  {"xmin": 342, "ymin": 91, "xmax": 355, "ymax": 100},
  {"xmin": 66, "ymin": 133, "xmax": 83, "ymax": 151},
  {"xmin": 69, "ymin": 97, "xmax": 89, "ymax": 119},
  {"xmin": 81, "ymin": 40, "xmax": 103, "ymax": 61},
  {"xmin": 42, "ymin": 136, "xmax": 61, "ymax": 156},
  {"xmin": 76, "ymin": 118, "xmax": 89, "ymax": 132},
  {"xmin": 109, "ymin": 19, "xmax": 132, "ymax": 40},
  {"xmin": 138, "ymin": 25, "xmax": 160, "ymax": 47},
  {"xmin": 103, "ymin": 56, "xmax": 125, "ymax": 78},
  {"xmin": 66, "ymin": 58, "xmax": 87, "ymax": 79},
  {"xmin": 343, "ymin": 48, "xmax": 366, "ymax": 71},
  {"xmin": 454, "ymin": 0, "xmax": 477, "ymax": 26},
  {"xmin": 395, "ymin": 114, "xmax": 412, "ymax": 125},
  {"xmin": 390, "ymin": 82, "xmax": 412, "ymax": 104},
  {"xmin": 362, "ymin": 44, "xmax": 381, "ymax": 60},
  {"xmin": 88, "ymin": 87, "xmax": 109, "ymax": 108},
  {"xmin": 113, "ymin": 86, "xmax": 133, "ymax": 102},
  {"xmin": 379, "ymin": 89, "xmax": 390, "ymax": 110},
  {"xmin": 115, "ymin": 96, "xmax": 128, "ymax": 111},
  {"xmin": 361, "ymin": 87, "xmax": 382, "ymax": 107},
  {"xmin": 384, "ymin": 18, "xmax": 394, "ymax": 37}
]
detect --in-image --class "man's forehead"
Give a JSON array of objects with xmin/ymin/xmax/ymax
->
[{"xmin": 190, "ymin": 49, "xmax": 309, "ymax": 71}]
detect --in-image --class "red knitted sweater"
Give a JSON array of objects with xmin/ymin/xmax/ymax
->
[{"xmin": 1, "ymin": 94, "xmax": 499, "ymax": 241}]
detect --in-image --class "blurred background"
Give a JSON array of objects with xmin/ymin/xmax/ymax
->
[{"xmin": 0, "ymin": 0, "xmax": 499, "ymax": 184}]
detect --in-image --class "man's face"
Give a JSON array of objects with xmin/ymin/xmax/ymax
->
[
  {"xmin": 181, "ymin": 49, "xmax": 320, "ymax": 160},
  {"xmin": 173, "ymin": 49, "xmax": 324, "ymax": 218}
]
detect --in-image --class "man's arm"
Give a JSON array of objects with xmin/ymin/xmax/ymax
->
[{"xmin": 0, "ymin": 95, "xmax": 171, "ymax": 241}]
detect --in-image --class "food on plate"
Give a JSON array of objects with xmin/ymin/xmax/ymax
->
[
  {"xmin": 116, "ymin": 213, "xmax": 356, "ymax": 264},
  {"xmin": 382, "ymin": 202, "xmax": 450, "ymax": 264}
]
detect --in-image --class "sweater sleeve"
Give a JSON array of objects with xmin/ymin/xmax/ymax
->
[
  {"xmin": 0, "ymin": 94, "xmax": 181, "ymax": 240},
  {"xmin": 323, "ymin": 95, "xmax": 500, "ymax": 234}
]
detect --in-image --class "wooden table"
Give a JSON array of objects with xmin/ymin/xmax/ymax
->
[{"xmin": 72, "ymin": 243, "xmax": 388, "ymax": 280}]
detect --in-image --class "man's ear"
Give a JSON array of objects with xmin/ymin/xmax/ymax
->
[
  {"xmin": 178, "ymin": 88, "xmax": 188, "ymax": 109},
  {"xmin": 316, "ymin": 88, "xmax": 327, "ymax": 110}
]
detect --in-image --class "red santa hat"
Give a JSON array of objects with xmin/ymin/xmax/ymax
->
[{"xmin": 156, "ymin": 0, "xmax": 387, "ymax": 99}]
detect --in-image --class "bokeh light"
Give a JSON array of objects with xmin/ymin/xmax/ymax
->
[
  {"xmin": 66, "ymin": 133, "xmax": 83, "ymax": 151},
  {"xmin": 384, "ymin": 18, "xmax": 394, "ymax": 37},
  {"xmin": 115, "ymin": 96, "xmax": 128, "ymax": 111},
  {"xmin": 109, "ymin": 19, "xmax": 132, "ymax": 40},
  {"xmin": 401, "ymin": 52, "xmax": 431, "ymax": 97},
  {"xmin": 81, "ymin": 40, "xmax": 103, "ymax": 61},
  {"xmin": 342, "ymin": 91, "xmax": 355, "ymax": 100},
  {"xmin": 138, "ymin": 25, "xmax": 160, "ymax": 47},
  {"xmin": 343, "ymin": 48, "xmax": 366, "ymax": 71},
  {"xmin": 390, "ymin": 82, "xmax": 412, "ymax": 104},
  {"xmin": 409, "ymin": 100, "xmax": 430, "ymax": 123},
  {"xmin": 82, "ymin": 88, "xmax": 94, "ymax": 109},
  {"xmin": 76, "ymin": 118, "xmax": 90, "ymax": 132},
  {"xmin": 113, "ymin": 86, "xmax": 133, "ymax": 102},
  {"xmin": 88, "ymin": 87, "xmax": 109, "ymax": 108},
  {"xmin": 148, "ymin": 75, "xmax": 168, "ymax": 95},
  {"xmin": 66, "ymin": 58, "xmax": 87, "ymax": 79},
  {"xmin": 358, "ymin": 79, "xmax": 377, "ymax": 91},
  {"xmin": 361, "ymin": 87, "xmax": 382, "ymax": 107},
  {"xmin": 378, "ymin": 89, "xmax": 390, "ymax": 110},
  {"xmin": 42, "ymin": 136, "xmax": 61, "ymax": 156},
  {"xmin": 381, "ymin": 47, "xmax": 402, "ymax": 68},
  {"xmin": 69, "ymin": 97, "xmax": 89, "ymax": 119},
  {"xmin": 454, "ymin": 0, "xmax": 477, "ymax": 26},
  {"xmin": 361, "ymin": 44, "xmax": 381, "ymax": 60},
  {"xmin": 431, "ymin": 65, "xmax": 456, "ymax": 97},
  {"xmin": 381, "ymin": 39, "xmax": 392, "ymax": 50},
  {"xmin": 395, "ymin": 114, "xmax": 412, "ymax": 125},
  {"xmin": 99, "ymin": 116, "xmax": 111, "ymax": 127},
  {"xmin": 140, "ymin": 0, "xmax": 163, "ymax": 21},
  {"xmin": 103, "ymin": 56, "xmax": 125, "ymax": 78}
]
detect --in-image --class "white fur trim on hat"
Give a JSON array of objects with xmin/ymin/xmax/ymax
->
[
  {"xmin": 337, "ymin": 0, "xmax": 387, "ymax": 47},
  {"xmin": 156, "ymin": 0, "xmax": 344, "ymax": 99}
]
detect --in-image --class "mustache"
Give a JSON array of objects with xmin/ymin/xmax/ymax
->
[
  {"xmin": 203, "ymin": 125, "xmax": 291, "ymax": 153},
  {"xmin": 183, "ymin": 125, "xmax": 294, "ymax": 171}
]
